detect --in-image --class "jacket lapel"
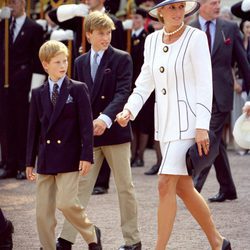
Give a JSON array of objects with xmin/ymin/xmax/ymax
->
[
  {"xmin": 85, "ymin": 51, "xmax": 94, "ymax": 95},
  {"xmin": 47, "ymin": 76, "xmax": 70, "ymax": 132},
  {"xmin": 41, "ymin": 81, "xmax": 53, "ymax": 121},
  {"xmin": 211, "ymin": 19, "xmax": 223, "ymax": 57},
  {"xmin": 91, "ymin": 46, "xmax": 113, "ymax": 102}
]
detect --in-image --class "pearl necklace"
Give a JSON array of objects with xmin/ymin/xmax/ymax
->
[{"xmin": 163, "ymin": 22, "xmax": 185, "ymax": 36}]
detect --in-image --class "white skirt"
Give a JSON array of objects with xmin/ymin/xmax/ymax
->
[{"xmin": 158, "ymin": 139, "xmax": 195, "ymax": 175}]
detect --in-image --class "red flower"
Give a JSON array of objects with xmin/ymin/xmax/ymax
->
[
  {"xmin": 221, "ymin": 30, "xmax": 231, "ymax": 45},
  {"xmin": 224, "ymin": 38, "xmax": 231, "ymax": 45}
]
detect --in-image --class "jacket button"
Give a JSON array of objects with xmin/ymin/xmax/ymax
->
[
  {"xmin": 46, "ymin": 140, "xmax": 51, "ymax": 144},
  {"xmin": 163, "ymin": 46, "xmax": 169, "ymax": 52},
  {"xmin": 101, "ymin": 96, "xmax": 105, "ymax": 99},
  {"xmin": 159, "ymin": 66, "xmax": 165, "ymax": 73},
  {"xmin": 162, "ymin": 88, "xmax": 167, "ymax": 95},
  {"xmin": 57, "ymin": 140, "xmax": 61, "ymax": 144}
]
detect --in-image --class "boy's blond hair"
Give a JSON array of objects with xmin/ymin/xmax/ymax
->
[
  {"xmin": 39, "ymin": 40, "xmax": 68, "ymax": 63},
  {"xmin": 84, "ymin": 11, "xmax": 115, "ymax": 33}
]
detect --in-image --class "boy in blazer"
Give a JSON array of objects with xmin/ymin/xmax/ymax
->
[
  {"xmin": 26, "ymin": 40, "xmax": 102, "ymax": 250},
  {"xmin": 57, "ymin": 12, "xmax": 141, "ymax": 250}
]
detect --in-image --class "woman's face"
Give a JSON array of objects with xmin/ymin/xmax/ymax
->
[
  {"xmin": 158, "ymin": 2, "xmax": 186, "ymax": 26},
  {"xmin": 243, "ymin": 21, "xmax": 250, "ymax": 38}
]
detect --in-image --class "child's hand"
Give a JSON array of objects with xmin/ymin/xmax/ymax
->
[
  {"xmin": 79, "ymin": 161, "xmax": 91, "ymax": 176},
  {"xmin": 116, "ymin": 109, "xmax": 131, "ymax": 127},
  {"xmin": 26, "ymin": 167, "xmax": 36, "ymax": 181}
]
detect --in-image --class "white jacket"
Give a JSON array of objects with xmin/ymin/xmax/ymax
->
[{"xmin": 125, "ymin": 26, "xmax": 212, "ymax": 142}]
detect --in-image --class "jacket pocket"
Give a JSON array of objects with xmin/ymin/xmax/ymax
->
[{"xmin": 178, "ymin": 100, "xmax": 188, "ymax": 132}]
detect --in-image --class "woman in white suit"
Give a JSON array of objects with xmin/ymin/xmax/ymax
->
[{"xmin": 117, "ymin": 0, "xmax": 230, "ymax": 249}]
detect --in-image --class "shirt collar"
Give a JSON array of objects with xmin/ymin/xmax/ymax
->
[
  {"xmin": 14, "ymin": 13, "xmax": 26, "ymax": 26},
  {"xmin": 90, "ymin": 48, "xmax": 105, "ymax": 64},
  {"xmin": 48, "ymin": 75, "xmax": 65, "ymax": 93},
  {"xmin": 198, "ymin": 15, "xmax": 216, "ymax": 31},
  {"xmin": 132, "ymin": 27, "xmax": 144, "ymax": 37}
]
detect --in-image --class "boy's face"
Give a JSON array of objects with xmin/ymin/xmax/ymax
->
[
  {"xmin": 86, "ymin": 28, "xmax": 112, "ymax": 52},
  {"xmin": 42, "ymin": 53, "xmax": 68, "ymax": 82}
]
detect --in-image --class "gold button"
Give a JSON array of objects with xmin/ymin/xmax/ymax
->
[
  {"xmin": 46, "ymin": 140, "xmax": 51, "ymax": 144},
  {"xmin": 163, "ymin": 46, "xmax": 169, "ymax": 52},
  {"xmin": 57, "ymin": 140, "xmax": 61, "ymax": 144},
  {"xmin": 101, "ymin": 96, "xmax": 105, "ymax": 99},
  {"xmin": 159, "ymin": 66, "xmax": 165, "ymax": 73}
]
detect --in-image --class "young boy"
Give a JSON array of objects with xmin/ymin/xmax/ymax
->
[
  {"xmin": 57, "ymin": 12, "xmax": 142, "ymax": 250},
  {"xmin": 26, "ymin": 40, "xmax": 102, "ymax": 250}
]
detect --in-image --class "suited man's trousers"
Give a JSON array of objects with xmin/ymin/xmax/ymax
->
[
  {"xmin": 60, "ymin": 142, "xmax": 141, "ymax": 245},
  {"xmin": 193, "ymin": 102, "xmax": 236, "ymax": 194},
  {"xmin": 36, "ymin": 172, "xmax": 97, "ymax": 250}
]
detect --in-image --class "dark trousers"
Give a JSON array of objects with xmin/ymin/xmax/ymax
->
[
  {"xmin": 0, "ymin": 209, "xmax": 7, "ymax": 234},
  {"xmin": 94, "ymin": 158, "xmax": 111, "ymax": 189},
  {"xmin": 1, "ymin": 89, "xmax": 29, "ymax": 172},
  {"xmin": 193, "ymin": 102, "xmax": 237, "ymax": 194}
]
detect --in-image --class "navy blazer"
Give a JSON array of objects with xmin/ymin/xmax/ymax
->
[
  {"xmin": 190, "ymin": 18, "xmax": 250, "ymax": 112},
  {"xmin": 74, "ymin": 46, "xmax": 133, "ymax": 147},
  {"xmin": 26, "ymin": 76, "xmax": 94, "ymax": 174}
]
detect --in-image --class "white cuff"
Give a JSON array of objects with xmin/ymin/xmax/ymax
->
[{"xmin": 98, "ymin": 114, "xmax": 112, "ymax": 128}]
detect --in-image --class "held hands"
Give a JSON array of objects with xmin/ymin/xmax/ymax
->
[
  {"xmin": 116, "ymin": 109, "xmax": 131, "ymax": 127},
  {"xmin": 93, "ymin": 119, "xmax": 107, "ymax": 136},
  {"xmin": 26, "ymin": 167, "xmax": 36, "ymax": 181},
  {"xmin": 195, "ymin": 129, "xmax": 210, "ymax": 157},
  {"xmin": 79, "ymin": 161, "xmax": 91, "ymax": 176}
]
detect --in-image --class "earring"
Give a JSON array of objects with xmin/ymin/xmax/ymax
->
[{"xmin": 160, "ymin": 14, "xmax": 163, "ymax": 17}]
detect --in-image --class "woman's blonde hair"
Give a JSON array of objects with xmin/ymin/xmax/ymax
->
[{"xmin": 39, "ymin": 40, "xmax": 68, "ymax": 63}]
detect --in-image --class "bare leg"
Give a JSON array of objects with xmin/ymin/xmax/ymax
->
[
  {"xmin": 156, "ymin": 174, "xmax": 180, "ymax": 250},
  {"xmin": 176, "ymin": 176, "xmax": 224, "ymax": 250}
]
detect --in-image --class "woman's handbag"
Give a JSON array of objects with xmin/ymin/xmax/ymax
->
[{"xmin": 186, "ymin": 131, "xmax": 219, "ymax": 176}]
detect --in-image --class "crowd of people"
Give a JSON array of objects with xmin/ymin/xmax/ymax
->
[{"xmin": 0, "ymin": 0, "xmax": 250, "ymax": 249}]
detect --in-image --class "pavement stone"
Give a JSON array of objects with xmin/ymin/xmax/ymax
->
[{"xmin": 0, "ymin": 149, "xmax": 249, "ymax": 250}]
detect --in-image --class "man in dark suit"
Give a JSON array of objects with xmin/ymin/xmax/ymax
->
[
  {"xmin": 0, "ymin": 0, "xmax": 45, "ymax": 179},
  {"xmin": 57, "ymin": 12, "xmax": 141, "ymax": 250},
  {"xmin": 190, "ymin": 0, "xmax": 250, "ymax": 202}
]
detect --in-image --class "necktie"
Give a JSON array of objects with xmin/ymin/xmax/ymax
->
[
  {"xmin": 91, "ymin": 52, "xmax": 99, "ymax": 81},
  {"xmin": 206, "ymin": 21, "xmax": 211, "ymax": 52},
  {"xmin": 51, "ymin": 83, "xmax": 59, "ymax": 107},
  {"xmin": 10, "ymin": 18, "xmax": 16, "ymax": 44}
]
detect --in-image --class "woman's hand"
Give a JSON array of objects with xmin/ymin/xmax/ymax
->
[
  {"xmin": 116, "ymin": 109, "xmax": 131, "ymax": 127},
  {"xmin": 243, "ymin": 102, "xmax": 250, "ymax": 117},
  {"xmin": 195, "ymin": 129, "xmax": 210, "ymax": 157}
]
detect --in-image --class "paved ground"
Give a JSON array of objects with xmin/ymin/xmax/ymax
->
[{"xmin": 0, "ymin": 149, "xmax": 250, "ymax": 250}]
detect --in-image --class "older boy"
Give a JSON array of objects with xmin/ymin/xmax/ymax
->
[
  {"xmin": 57, "ymin": 12, "xmax": 141, "ymax": 250},
  {"xmin": 26, "ymin": 40, "xmax": 102, "ymax": 250}
]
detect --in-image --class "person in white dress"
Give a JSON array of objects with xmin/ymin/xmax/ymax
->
[{"xmin": 116, "ymin": 0, "xmax": 231, "ymax": 249}]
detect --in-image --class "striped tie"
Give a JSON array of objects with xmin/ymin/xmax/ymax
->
[{"xmin": 51, "ymin": 83, "xmax": 59, "ymax": 107}]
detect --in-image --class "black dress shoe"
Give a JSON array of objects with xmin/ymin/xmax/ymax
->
[
  {"xmin": 16, "ymin": 170, "xmax": 26, "ymax": 180},
  {"xmin": 222, "ymin": 239, "xmax": 231, "ymax": 250},
  {"xmin": 118, "ymin": 241, "xmax": 142, "ymax": 250},
  {"xmin": 131, "ymin": 158, "xmax": 144, "ymax": 167},
  {"xmin": 92, "ymin": 187, "xmax": 108, "ymax": 195},
  {"xmin": 208, "ymin": 192, "xmax": 237, "ymax": 202},
  {"xmin": 144, "ymin": 164, "xmax": 160, "ymax": 175},
  {"xmin": 56, "ymin": 237, "xmax": 73, "ymax": 250},
  {"xmin": 0, "ymin": 168, "xmax": 16, "ymax": 179},
  {"xmin": 88, "ymin": 226, "xmax": 102, "ymax": 250},
  {"xmin": 0, "ymin": 220, "xmax": 14, "ymax": 249}
]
